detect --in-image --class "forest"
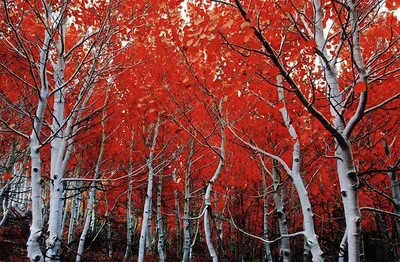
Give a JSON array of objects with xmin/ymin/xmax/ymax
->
[{"xmin": 0, "ymin": 0, "xmax": 399, "ymax": 261}]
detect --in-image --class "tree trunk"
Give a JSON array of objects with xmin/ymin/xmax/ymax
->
[
  {"xmin": 261, "ymin": 171, "xmax": 273, "ymax": 262},
  {"xmin": 124, "ymin": 142, "xmax": 134, "ymax": 261},
  {"xmin": 175, "ymin": 189, "xmax": 182, "ymax": 258},
  {"xmin": 26, "ymin": 7, "xmax": 52, "ymax": 258},
  {"xmin": 68, "ymin": 181, "xmax": 81, "ymax": 245},
  {"xmin": 104, "ymin": 192, "xmax": 113, "ymax": 258},
  {"xmin": 277, "ymin": 75, "xmax": 324, "ymax": 262},
  {"xmin": 27, "ymin": 121, "xmax": 46, "ymax": 262},
  {"xmin": 336, "ymin": 146, "xmax": 362, "ymax": 262},
  {"xmin": 338, "ymin": 228, "xmax": 348, "ymax": 262},
  {"xmin": 60, "ymin": 192, "xmax": 69, "ymax": 240},
  {"xmin": 272, "ymin": 164, "xmax": 291, "ymax": 262},
  {"xmin": 75, "ymin": 104, "xmax": 107, "ymax": 262},
  {"xmin": 90, "ymin": 196, "xmax": 98, "ymax": 236},
  {"xmin": 146, "ymin": 200, "xmax": 153, "ymax": 251},
  {"xmin": 138, "ymin": 118, "xmax": 161, "ymax": 262},
  {"xmin": 312, "ymin": 0, "xmax": 365, "ymax": 259},
  {"xmin": 157, "ymin": 171, "xmax": 166, "ymax": 261},
  {"xmin": 204, "ymin": 109, "xmax": 225, "ymax": 262},
  {"xmin": 76, "ymin": 182, "xmax": 97, "ymax": 262},
  {"xmin": 182, "ymin": 141, "xmax": 193, "ymax": 262}
]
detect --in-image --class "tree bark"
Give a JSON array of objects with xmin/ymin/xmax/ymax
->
[
  {"xmin": 138, "ymin": 118, "xmax": 161, "ymax": 262},
  {"xmin": 157, "ymin": 170, "xmax": 166, "ymax": 261},
  {"xmin": 182, "ymin": 141, "xmax": 193, "ymax": 262},
  {"xmin": 261, "ymin": 171, "xmax": 273, "ymax": 262},
  {"xmin": 124, "ymin": 137, "xmax": 135, "ymax": 261},
  {"xmin": 27, "ymin": 23, "xmax": 51, "ymax": 260},
  {"xmin": 68, "ymin": 180, "xmax": 81, "ymax": 245},
  {"xmin": 272, "ymin": 164, "xmax": 291, "ymax": 262},
  {"xmin": 204, "ymin": 105, "xmax": 225, "ymax": 262},
  {"xmin": 75, "ymin": 101, "xmax": 108, "ymax": 262}
]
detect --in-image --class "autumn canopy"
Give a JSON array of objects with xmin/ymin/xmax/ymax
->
[{"xmin": 0, "ymin": 0, "xmax": 399, "ymax": 261}]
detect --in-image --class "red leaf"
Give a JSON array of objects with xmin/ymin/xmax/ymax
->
[
  {"xmin": 354, "ymin": 81, "xmax": 367, "ymax": 93},
  {"xmin": 3, "ymin": 172, "xmax": 11, "ymax": 180},
  {"xmin": 269, "ymin": 67, "xmax": 280, "ymax": 75},
  {"xmin": 385, "ymin": 1, "xmax": 400, "ymax": 11}
]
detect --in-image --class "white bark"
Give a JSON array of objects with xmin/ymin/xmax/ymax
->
[
  {"xmin": 311, "ymin": 0, "xmax": 366, "ymax": 260},
  {"xmin": 272, "ymin": 165, "xmax": 291, "ymax": 262},
  {"xmin": 104, "ymin": 191, "xmax": 113, "ymax": 258},
  {"xmin": 146, "ymin": 198, "xmax": 153, "ymax": 250},
  {"xmin": 156, "ymin": 171, "xmax": 166, "ymax": 261},
  {"xmin": 75, "ymin": 183, "xmax": 96, "ymax": 262},
  {"xmin": 277, "ymin": 76, "xmax": 324, "ymax": 261},
  {"xmin": 27, "ymin": 113, "xmax": 46, "ymax": 262},
  {"xmin": 124, "ymin": 137, "xmax": 135, "ymax": 261},
  {"xmin": 175, "ymin": 189, "xmax": 182, "ymax": 258},
  {"xmin": 292, "ymin": 142, "xmax": 323, "ymax": 262},
  {"xmin": 204, "ymin": 105, "xmax": 225, "ymax": 262},
  {"xmin": 261, "ymin": 171, "xmax": 273, "ymax": 262},
  {"xmin": 0, "ymin": 178, "xmax": 13, "ymax": 227},
  {"xmin": 338, "ymin": 228, "xmax": 348, "ymax": 262},
  {"xmin": 60, "ymin": 192, "xmax": 69, "ymax": 241},
  {"xmin": 46, "ymin": 35, "xmax": 66, "ymax": 262},
  {"xmin": 75, "ymin": 100, "xmax": 108, "ymax": 262},
  {"xmin": 182, "ymin": 142, "xmax": 193, "ymax": 262},
  {"xmin": 336, "ymin": 147, "xmax": 361, "ymax": 262},
  {"xmin": 26, "ymin": 9, "xmax": 52, "ymax": 257},
  {"xmin": 44, "ymin": 3, "xmax": 69, "ymax": 258},
  {"xmin": 68, "ymin": 180, "xmax": 81, "ymax": 245},
  {"xmin": 90, "ymin": 196, "xmax": 98, "ymax": 235},
  {"xmin": 190, "ymin": 201, "xmax": 203, "ymax": 261},
  {"xmin": 124, "ymin": 178, "xmax": 134, "ymax": 261},
  {"xmin": 138, "ymin": 117, "xmax": 161, "ymax": 262},
  {"xmin": 21, "ymin": 174, "xmax": 30, "ymax": 210}
]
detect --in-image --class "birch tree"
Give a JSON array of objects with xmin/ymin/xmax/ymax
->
[
  {"xmin": 198, "ymin": 0, "xmax": 400, "ymax": 260},
  {"xmin": 75, "ymin": 90, "xmax": 109, "ymax": 262},
  {"xmin": 1, "ymin": 1, "xmax": 134, "ymax": 260},
  {"xmin": 138, "ymin": 117, "xmax": 162, "ymax": 262}
]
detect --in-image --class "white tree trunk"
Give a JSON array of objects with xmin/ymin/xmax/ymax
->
[
  {"xmin": 68, "ymin": 181, "xmax": 81, "ymax": 245},
  {"xmin": 124, "ymin": 179, "xmax": 134, "ymax": 261},
  {"xmin": 45, "ymin": 4, "xmax": 69, "ymax": 258},
  {"xmin": 156, "ymin": 171, "xmax": 166, "ymax": 261},
  {"xmin": 104, "ymin": 191, "xmax": 113, "ymax": 258},
  {"xmin": 261, "ymin": 171, "xmax": 273, "ymax": 262},
  {"xmin": 336, "ymin": 147, "xmax": 362, "ymax": 262},
  {"xmin": 90, "ymin": 196, "xmax": 98, "ymax": 236},
  {"xmin": 27, "ymin": 20, "xmax": 51, "ymax": 259},
  {"xmin": 124, "ymin": 139, "xmax": 135, "ymax": 261},
  {"xmin": 175, "ymin": 189, "xmax": 182, "ymax": 258},
  {"xmin": 60, "ymin": 192, "xmax": 69, "ymax": 240},
  {"xmin": 27, "ymin": 117, "xmax": 46, "ymax": 262},
  {"xmin": 75, "ymin": 104, "xmax": 107, "ymax": 262},
  {"xmin": 75, "ymin": 182, "xmax": 97, "ymax": 262},
  {"xmin": 146, "ymin": 198, "xmax": 153, "ymax": 250},
  {"xmin": 182, "ymin": 143, "xmax": 193, "ymax": 262},
  {"xmin": 338, "ymin": 228, "xmax": 348, "ymax": 262},
  {"xmin": 0, "ymin": 179, "xmax": 12, "ymax": 227},
  {"xmin": 204, "ymin": 108, "xmax": 225, "ymax": 262},
  {"xmin": 138, "ymin": 118, "xmax": 161, "ymax": 262},
  {"xmin": 271, "ymin": 164, "xmax": 291, "ymax": 262},
  {"xmin": 277, "ymin": 75, "xmax": 323, "ymax": 261},
  {"xmin": 311, "ymin": 0, "xmax": 366, "ymax": 260}
]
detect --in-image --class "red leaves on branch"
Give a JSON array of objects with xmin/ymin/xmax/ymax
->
[{"xmin": 354, "ymin": 81, "xmax": 367, "ymax": 93}]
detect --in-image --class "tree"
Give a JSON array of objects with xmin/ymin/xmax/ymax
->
[
  {"xmin": 0, "ymin": 0, "xmax": 399, "ymax": 261},
  {"xmin": 1, "ymin": 0, "xmax": 136, "ymax": 260},
  {"xmin": 178, "ymin": 0, "xmax": 400, "ymax": 260}
]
